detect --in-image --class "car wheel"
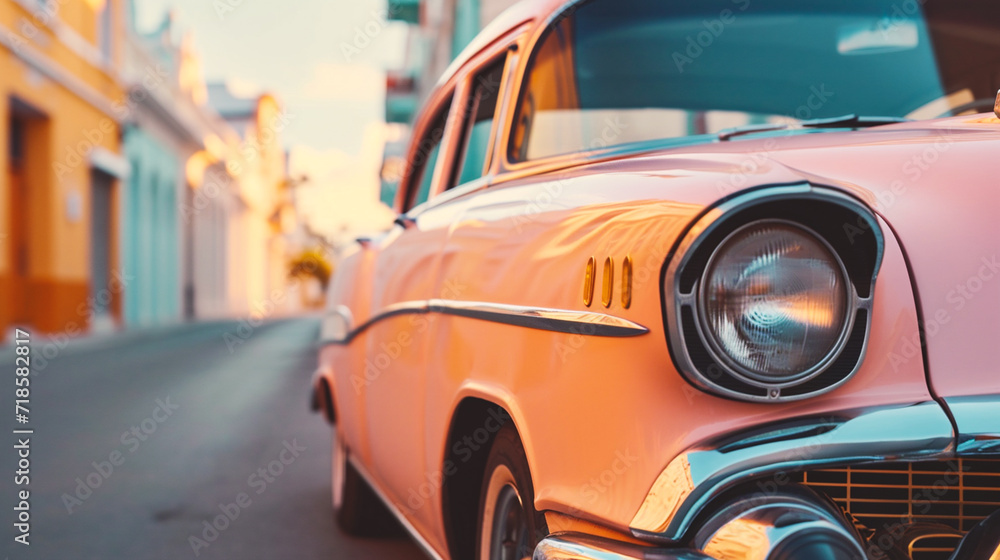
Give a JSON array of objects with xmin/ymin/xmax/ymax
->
[
  {"xmin": 332, "ymin": 431, "xmax": 397, "ymax": 537},
  {"xmin": 477, "ymin": 424, "xmax": 548, "ymax": 560}
]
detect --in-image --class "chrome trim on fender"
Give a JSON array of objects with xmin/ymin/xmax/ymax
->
[
  {"xmin": 428, "ymin": 299, "xmax": 649, "ymax": 337},
  {"xmin": 322, "ymin": 300, "xmax": 649, "ymax": 345},
  {"xmin": 629, "ymin": 402, "xmax": 955, "ymax": 543},
  {"xmin": 533, "ymin": 533, "xmax": 711, "ymax": 560},
  {"xmin": 945, "ymin": 395, "xmax": 1000, "ymax": 455}
]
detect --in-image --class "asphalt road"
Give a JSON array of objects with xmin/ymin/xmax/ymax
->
[{"xmin": 1, "ymin": 318, "xmax": 426, "ymax": 560}]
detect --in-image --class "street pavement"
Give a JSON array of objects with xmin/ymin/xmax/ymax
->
[{"xmin": 1, "ymin": 318, "xmax": 426, "ymax": 560}]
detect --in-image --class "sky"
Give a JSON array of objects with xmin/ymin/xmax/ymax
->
[
  {"xmin": 135, "ymin": 0, "xmax": 408, "ymax": 156},
  {"xmin": 134, "ymin": 0, "xmax": 410, "ymax": 237}
]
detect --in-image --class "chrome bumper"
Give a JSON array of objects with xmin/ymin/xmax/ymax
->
[
  {"xmin": 947, "ymin": 395, "xmax": 1000, "ymax": 455},
  {"xmin": 537, "ymin": 517, "xmax": 1000, "ymax": 560},
  {"xmin": 541, "ymin": 398, "xmax": 1000, "ymax": 560},
  {"xmin": 629, "ymin": 401, "xmax": 956, "ymax": 542},
  {"xmin": 533, "ymin": 533, "xmax": 711, "ymax": 560}
]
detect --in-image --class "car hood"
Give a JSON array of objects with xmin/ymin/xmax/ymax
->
[
  {"xmin": 573, "ymin": 113, "xmax": 1000, "ymax": 403},
  {"xmin": 753, "ymin": 116, "xmax": 1000, "ymax": 406}
]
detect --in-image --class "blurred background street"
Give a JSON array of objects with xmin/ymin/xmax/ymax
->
[
  {"xmin": 0, "ymin": 0, "xmax": 523, "ymax": 557},
  {"xmin": 0, "ymin": 0, "xmax": 519, "ymax": 340},
  {"xmin": 1, "ymin": 318, "xmax": 425, "ymax": 559}
]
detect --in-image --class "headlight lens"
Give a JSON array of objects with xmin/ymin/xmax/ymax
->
[{"xmin": 700, "ymin": 221, "xmax": 851, "ymax": 382}]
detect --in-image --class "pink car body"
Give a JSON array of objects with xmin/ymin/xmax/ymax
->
[{"xmin": 313, "ymin": 1, "xmax": 1000, "ymax": 558}]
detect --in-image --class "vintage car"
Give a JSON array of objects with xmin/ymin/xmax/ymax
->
[{"xmin": 311, "ymin": 0, "xmax": 1000, "ymax": 558}]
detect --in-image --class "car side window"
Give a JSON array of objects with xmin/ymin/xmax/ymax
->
[
  {"xmin": 406, "ymin": 99, "xmax": 452, "ymax": 211},
  {"xmin": 452, "ymin": 56, "xmax": 507, "ymax": 188},
  {"xmin": 413, "ymin": 142, "xmax": 442, "ymax": 207}
]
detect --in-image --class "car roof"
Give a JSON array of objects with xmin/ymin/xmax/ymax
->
[{"xmin": 433, "ymin": 0, "xmax": 571, "ymax": 91}]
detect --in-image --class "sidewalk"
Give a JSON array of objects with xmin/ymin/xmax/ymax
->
[{"xmin": 0, "ymin": 318, "xmax": 301, "ymax": 364}]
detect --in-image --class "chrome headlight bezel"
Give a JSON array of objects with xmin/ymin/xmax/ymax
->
[{"xmin": 662, "ymin": 185, "xmax": 883, "ymax": 403}]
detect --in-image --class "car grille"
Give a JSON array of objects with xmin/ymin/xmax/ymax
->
[
  {"xmin": 796, "ymin": 459, "xmax": 1000, "ymax": 560},
  {"xmin": 908, "ymin": 535, "xmax": 963, "ymax": 560}
]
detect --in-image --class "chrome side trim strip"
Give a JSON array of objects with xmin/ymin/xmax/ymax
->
[
  {"xmin": 322, "ymin": 301, "xmax": 431, "ymax": 345},
  {"xmin": 428, "ymin": 299, "xmax": 649, "ymax": 337},
  {"xmin": 322, "ymin": 300, "xmax": 648, "ymax": 345},
  {"xmin": 945, "ymin": 395, "xmax": 1000, "ymax": 455},
  {"xmin": 533, "ymin": 533, "xmax": 710, "ymax": 560},
  {"xmin": 629, "ymin": 402, "xmax": 955, "ymax": 543}
]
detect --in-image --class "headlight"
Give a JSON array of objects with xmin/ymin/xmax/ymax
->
[
  {"xmin": 699, "ymin": 220, "xmax": 852, "ymax": 383},
  {"xmin": 662, "ymin": 185, "xmax": 884, "ymax": 403}
]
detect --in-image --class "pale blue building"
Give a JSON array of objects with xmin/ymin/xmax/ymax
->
[
  {"xmin": 122, "ymin": 127, "xmax": 182, "ymax": 325},
  {"xmin": 119, "ymin": 10, "xmax": 203, "ymax": 326}
]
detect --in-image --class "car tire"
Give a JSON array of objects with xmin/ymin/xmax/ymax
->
[
  {"xmin": 476, "ymin": 423, "xmax": 548, "ymax": 560},
  {"xmin": 332, "ymin": 432, "xmax": 397, "ymax": 537}
]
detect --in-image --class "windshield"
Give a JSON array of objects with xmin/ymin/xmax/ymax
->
[{"xmin": 509, "ymin": 0, "xmax": 1000, "ymax": 161}]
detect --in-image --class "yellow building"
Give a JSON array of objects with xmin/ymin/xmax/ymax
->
[{"xmin": 0, "ymin": 0, "xmax": 128, "ymax": 337}]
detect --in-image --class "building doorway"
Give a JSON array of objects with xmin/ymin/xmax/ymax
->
[
  {"xmin": 7, "ymin": 114, "xmax": 28, "ymax": 324},
  {"xmin": 90, "ymin": 168, "xmax": 114, "ymax": 325},
  {"xmin": 6, "ymin": 98, "xmax": 46, "ymax": 327}
]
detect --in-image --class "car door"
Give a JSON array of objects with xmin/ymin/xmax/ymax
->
[
  {"xmin": 361, "ymin": 86, "xmax": 462, "ymax": 538},
  {"xmin": 416, "ymin": 40, "xmax": 523, "ymax": 549}
]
